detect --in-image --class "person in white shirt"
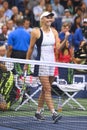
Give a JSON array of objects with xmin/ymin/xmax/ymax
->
[{"xmin": 62, "ymin": 9, "xmax": 73, "ymax": 25}]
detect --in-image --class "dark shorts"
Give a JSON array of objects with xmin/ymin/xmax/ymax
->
[
  {"xmin": 11, "ymin": 50, "xmax": 27, "ymax": 74},
  {"xmin": 11, "ymin": 50, "xmax": 27, "ymax": 59}
]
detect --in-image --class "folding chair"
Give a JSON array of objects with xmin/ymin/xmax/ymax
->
[
  {"xmin": 57, "ymin": 76, "xmax": 86, "ymax": 110},
  {"xmin": 15, "ymin": 72, "xmax": 42, "ymax": 111}
]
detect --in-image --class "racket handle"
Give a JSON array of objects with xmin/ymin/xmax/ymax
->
[{"xmin": 24, "ymin": 70, "xmax": 27, "ymax": 77}]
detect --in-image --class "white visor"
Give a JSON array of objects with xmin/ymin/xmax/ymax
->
[{"xmin": 40, "ymin": 11, "xmax": 54, "ymax": 20}]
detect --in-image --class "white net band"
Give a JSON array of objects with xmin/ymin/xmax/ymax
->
[{"xmin": 0, "ymin": 57, "xmax": 87, "ymax": 70}]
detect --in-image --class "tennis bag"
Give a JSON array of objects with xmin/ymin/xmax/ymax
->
[{"xmin": 0, "ymin": 70, "xmax": 18, "ymax": 110}]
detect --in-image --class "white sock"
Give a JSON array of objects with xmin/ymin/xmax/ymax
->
[
  {"xmin": 51, "ymin": 109, "xmax": 57, "ymax": 114},
  {"xmin": 36, "ymin": 111, "xmax": 41, "ymax": 114}
]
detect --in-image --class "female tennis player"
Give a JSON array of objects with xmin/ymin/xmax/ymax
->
[{"xmin": 24, "ymin": 11, "xmax": 63, "ymax": 123}]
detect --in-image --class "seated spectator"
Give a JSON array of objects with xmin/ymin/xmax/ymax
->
[
  {"xmin": 52, "ymin": 0, "xmax": 64, "ymax": 17},
  {"xmin": 23, "ymin": 18, "xmax": 33, "ymax": 34},
  {"xmin": 6, "ymin": 20, "xmax": 15, "ymax": 35},
  {"xmin": 27, "ymin": 0, "xmax": 39, "ymax": 10},
  {"xmin": 11, "ymin": 14, "xmax": 18, "ymax": 29},
  {"xmin": 33, "ymin": 0, "xmax": 45, "ymax": 27},
  {"xmin": 0, "ymin": 42, "xmax": 7, "ymax": 58},
  {"xmin": 0, "ymin": 7, "xmax": 7, "ymax": 27},
  {"xmin": 80, "ymin": 1, "xmax": 87, "ymax": 17},
  {"xmin": 72, "ymin": 0, "xmax": 82, "ymax": 9},
  {"xmin": 72, "ymin": 7, "xmax": 83, "ymax": 23},
  {"xmin": 62, "ymin": 9, "xmax": 73, "ymax": 25},
  {"xmin": 11, "ymin": 6, "xmax": 23, "ymax": 19},
  {"xmin": 23, "ymin": 8, "xmax": 36, "ymax": 27},
  {"xmin": 58, "ymin": 23, "xmax": 73, "ymax": 63},
  {"xmin": 0, "ymin": 24, "xmax": 8, "ymax": 46},
  {"xmin": 58, "ymin": 23, "xmax": 74, "ymax": 84},
  {"xmin": 72, "ymin": 16, "xmax": 85, "ymax": 52},
  {"xmin": 71, "ymin": 15, "xmax": 82, "ymax": 34},
  {"xmin": 66, "ymin": 0, "xmax": 75, "ymax": 15},
  {"xmin": 45, "ymin": 3, "xmax": 57, "ymax": 18},
  {"xmin": 81, "ymin": 17, "xmax": 87, "ymax": 41},
  {"xmin": 2, "ymin": 0, "xmax": 13, "ymax": 20}
]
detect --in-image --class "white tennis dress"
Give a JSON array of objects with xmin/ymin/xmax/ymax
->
[{"xmin": 38, "ymin": 28, "xmax": 56, "ymax": 76}]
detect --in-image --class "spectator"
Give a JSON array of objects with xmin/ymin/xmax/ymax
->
[
  {"xmin": 73, "ymin": 22, "xmax": 84, "ymax": 51},
  {"xmin": 62, "ymin": 9, "xmax": 73, "ymax": 25},
  {"xmin": 81, "ymin": 17, "xmax": 87, "ymax": 41},
  {"xmin": 7, "ymin": 18, "xmax": 31, "ymax": 59},
  {"xmin": 72, "ymin": 7, "xmax": 83, "ymax": 24},
  {"xmin": 23, "ymin": 8, "xmax": 36, "ymax": 27},
  {"xmin": 71, "ymin": 15, "xmax": 82, "ymax": 34},
  {"xmin": 66, "ymin": 0, "xmax": 75, "ymax": 15},
  {"xmin": 27, "ymin": 0, "xmax": 39, "ymax": 10},
  {"xmin": 11, "ymin": 6, "xmax": 23, "ymax": 19},
  {"xmin": 11, "ymin": 6, "xmax": 19, "ymax": 15},
  {"xmin": 58, "ymin": 23, "xmax": 74, "ymax": 84},
  {"xmin": 0, "ymin": 25, "xmax": 8, "ymax": 46},
  {"xmin": 52, "ymin": 0, "xmax": 64, "ymax": 17},
  {"xmin": 11, "ymin": 14, "xmax": 17, "ymax": 29},
  {"xmin": 73, "ymin": 0, "xmax": 82, "ymax": 9},
  {"xmin": 45, "ymin": 3, "xmax": 57, "ymax": 18},
  {"xmin": 33, "ymin": 0, "xmax": 45, "ymax": 27},
  {"xmin": 23, "ymin": 18, "xmax": 33, "ymax": 33},
  {"xmin": 80, "ymin": 1, "xmax": 87, "ymax": 17},
  {"xmin": 2, "ymin": 1, "xmax": 13, "ymax": 19},
  {"xmin": 0, "ymin": 42, "xmax": 7, "ymax": 57},
  {"xmin": 59, "ymin": 22, "xmax": 73, "ymax": 48},
  {"xmin": 0, "ymin": 7, "xmax": 7, "ymax": 27},
  {"xmin": 6, "ymin": 20, "xmax": 15, "ymax": 35}
]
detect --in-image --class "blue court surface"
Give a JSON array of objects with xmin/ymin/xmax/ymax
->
[
  {"xmin": 0, "ymin": 116, "xmax": 87, "ymax": 130},
  {"xmin": 0, "ymin": 126, "xmax": 17, "ymax": 130}
]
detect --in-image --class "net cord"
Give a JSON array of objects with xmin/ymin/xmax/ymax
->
[{"xmin": 0, "ymin": 57, "xmax": 87, "ymax": 70}]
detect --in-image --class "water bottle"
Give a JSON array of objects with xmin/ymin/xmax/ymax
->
[{"xmin": 57, "ymin": 96, "xmax": 62, "ymax": 112}]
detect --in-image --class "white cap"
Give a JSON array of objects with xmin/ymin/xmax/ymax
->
[
  {"xmin": 64, "ymin": 9, "xmax": 70, "ymax": 12},
  {"xmin": 40, "ymin": 11, "xmax": 54, "ymax": 20},
  {"xmin": 83, "ymin": 18, "xmax": 87, "ymax": 23}
]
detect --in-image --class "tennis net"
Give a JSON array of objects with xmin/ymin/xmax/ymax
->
[{"xmin": 0, "ymin": 57, "xmax": 87, "ymax": 130}]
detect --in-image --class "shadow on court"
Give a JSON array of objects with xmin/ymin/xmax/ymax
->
[{"xmin": 0, "ymin": 116, "xmax": 87, "ymax": 130}]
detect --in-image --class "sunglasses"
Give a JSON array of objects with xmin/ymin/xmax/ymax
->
[{"xmin": 45, "ymin": 15, "xmax": 53, "ymax": 19}]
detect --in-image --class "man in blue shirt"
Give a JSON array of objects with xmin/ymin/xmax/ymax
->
[{"xmin": 7, "ymin": 18, "xmax": 31, "ymax": 59}]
